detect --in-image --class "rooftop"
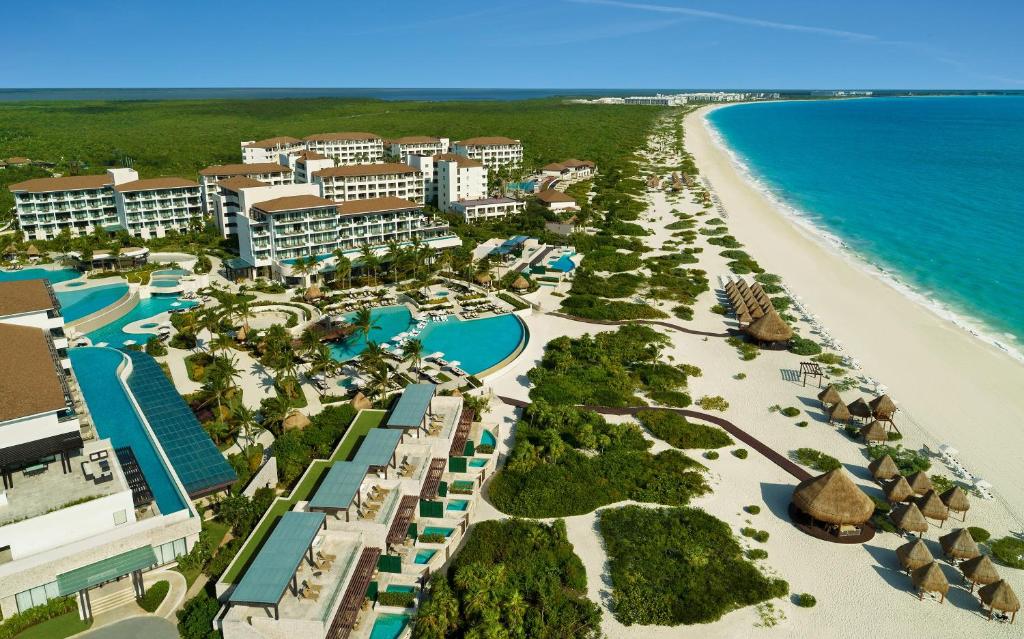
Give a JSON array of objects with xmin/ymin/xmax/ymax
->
[
  {"xmin": 9, "ymin": 174, "xmax": 111, "ymax": 194},
  {"xmin": 457, "ymin": 197, "xmax": 520, "ymax": 207},
  {"xmin": 254, "ymin": 194, "xmax": 338, "ymax": 214},
  {"xmin": 0, "ymin": 323, "xmax": 67, "ymax": 423},
  {"xmin": 456, "ymin": 136, "xmax": 520, "ymax": 146},
  {"xmin": 337, "ymin": 196, "xmax": 419, "ymax": 216},
  {"xmin": 536, "ymin": 190, "xmax": 577, "ymax": 204},
  {"xmin": 112, "ymin": 177, "xmax": 199, "ymax": 192},
  {"xmin": 244, "ymin": 136, "xmax": 302, "ymax": 149},
  {"xmin": 295, "ymin": 150, "xmax": 329, "ymax": 161},
  {"xmin": 385, "ymin": 383, "xmax": 435, "ymax": 429},
  {"xmin": 217, "ymin": 176, "xmax": 265, "ymax": 192},
  {"xmin": 0, "ymin": 279, "xmax": 57, "ymax": 318},
  {"xmin": 229, "ymin": 511, "xmax": 327, "ymax": 607},
  {"xmin": 199, "ymin": 163, "xmax": 291, "ymax": 177},
  {"xmin": 303, "ymin": 131, "xmax": 381, "ymax": 143},
  {"xmin": 391, "ymin": 136, "xmax": 441, "ymax": 144},
  {"xmin": 313, "ymin": 163, "xmax": 418, "ymax": 178},
  {"xmin": 433, "ymin": 152, "xmax": 482, "ymax": 168}
]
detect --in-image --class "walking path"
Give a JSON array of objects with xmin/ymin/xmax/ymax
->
[{"xmin": 546, "ymin": 311, "xmax": 733, "ymax": 338}]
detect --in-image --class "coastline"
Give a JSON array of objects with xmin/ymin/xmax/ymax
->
[{"xmin": 687, "ymin": 104, "xmax": 1024, "ymax": 522}]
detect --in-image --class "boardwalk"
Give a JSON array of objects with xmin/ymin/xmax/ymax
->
[{"xmin": 546, "ymin": 312, "xmax": 734, "ymax": 339}]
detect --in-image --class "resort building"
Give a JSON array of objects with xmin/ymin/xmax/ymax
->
[
  {"xmin": 303, "ymin": 132, "xmax": 384, "ymax": 165},
  {"xmin": 448, "ymin": 198, "xmax": 524, "ymax": 223},
  {"xmin": 313, "ymin": 163, "xmax": 424, "ymax": 204},
  {"xmin": 10, "ymin": 169, "xmax": 202, "ymax": 241},
  {"xmin": 241, "ymin": 137, "xmax": 305, "ymax": 164},
  {"xmin": 0, "ymin": 280, "xmax": 69, "ymax": 368},
  {"xmin": 435, "ymin": 154, "xmax": 487, "ymax": 208},
  {"xmin": 405, "ymin": 154, "xmax": 440, "ymax": 204},
  {"xmin": 286, "ymin": 151, "xmax": 335, "ymax": 184},
  {"xmin": 535, "ymin": 189, "xmax": 579, "ymax": 212},
  {"xmin": 198, "ymin": 163, "xmax": 293, "ymax": 217},
  {"xmin": 540, "ymin": 159, "xmax": 596, "ymax": 184},
  {"xmin": 214, "ymin": 181, "xmax": 320, "ymax": 238},
  {"xmin": 451, "ymin": 137, "xmax": 522, "ymax": 170},
  {"xmin": 217, "ymin": 385, "xmax": 496, "ymax": 639},
  {"xmin": 386, "ymin": 136, "xmax": 449, "ymax": 162}
]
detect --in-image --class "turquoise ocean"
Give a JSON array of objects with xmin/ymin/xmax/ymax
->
[{"xmin": 707, "ymin": 96, "xmax": 1024, "ymax": 357}]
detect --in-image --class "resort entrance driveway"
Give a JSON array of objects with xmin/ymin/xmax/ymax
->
[{"xmin": 80, "ymin": 616, "xmax": 177, "ymax": 639}]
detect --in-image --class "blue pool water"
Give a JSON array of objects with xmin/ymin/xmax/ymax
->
[
  {"xmin": 385, "ymin": 585, "xmax": 416, "ymax": 593},
  {"xmin": 64, "ymin": 281, "xmax": 86, "ymax": 287},
  {"xmin": 56, "ymin": 282, "xmax": 129, "ymax": 322},
  {"xmin": 422, "ymin": 526, "xmax": 454, "ymax": 537},
  {"xmin": 507, "ymin": 180, "xmax": 536, "ymax": 192},
  {"xmin": 447, "ymin": 499, "xmax": 469, "ymax": 512},
  {"xmin": 0, "ymin": 267, "xmax": 80, "ymax": 284},
  {"xmin": 329, "ymin": 305, "xmax": 525, "ymax": 374},
  {"xmin": 413, "ymin": 549, "xmax": 436, "ymax": 564},
  {"xmin": 369, "ymin": 613, "xmax": 411, "ymax": 639},
  {"xmin": 435, "ymin": 290, "xmax": 449, "ymax": 297},
  {"xmin": 548, "ymin": 252, "xmax": 577, "ymax": 272},
  {"xmin": 150, "ymin": 279, "xmax": 179, "ymax": 288},
  {"xmin": 68, "ymin": 348, "xmax": 187, "ymax": 514},
  {"xmin": 86, "ymin": 295, "xmax": 197, "ymax": 346},
  {"xmin": 153, "ymin": 268, "xmax": 189, "ymax": 276},
  {"xmin": 709, "ymin": 96, "xmax": 1024, "ymax": 349},
  {"xmin": 468, "ymin": 459, "xmax": 487, "ymax": 468},
  {"xmin": 481, "ymin": 429, "xmax": 496, "ymax": 448}
]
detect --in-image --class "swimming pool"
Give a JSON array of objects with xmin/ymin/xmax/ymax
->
[
  {"xmin": 369, "ymin": 613, "xmax": 411, "ymax": 639},
  {"xmin": 150, "ymin": 279, "xmax": 179, "ymax": 288},
  {"xmin": 468, "ymin": 458, "xmax": 487, "ymax": 468},
  {"xmin": 56, "ymin": 282, "xmax": 130, "ymax": 322},
  {"xmin": 68, "ymin": 348, "xmax": 187, "ymax": 515},
  {"xmin": 447, "ymin": 499, "xmax": 469, "ymax": 512},
  {"xmin": 422, "ymin": 526, "xmax": 455, "ymax": 537},
  {"xmin": 435, "ymin": 290, "xmax": 449, "ymax": 297},
  {"xmin": 152, "ymin": 268, "xmax": 189, "ymax": 277},
  {"xmin": 86, "ymin": 295, "xmax": 197, "ymax": 346},
  {"xmin": 0, "ymin": 267, "xmax": 80, "ymax": 284},
  {"xmin": 329, "ymin": 305, "xmax": 525, "ymax": 375},
  {"xmin": 413, "ymin": 549, "xmax": 436, "ymax": 564},
  {"xmin": 548, "ymin": 252, "xmax": 577, "ymax": 273},
  {"xmin": 480, "ymin": 429, "xmax": 497, "ymax": 448},
  {"xmin": 507, "ymin": 180, "xmax": 536, "ymax": 192},
  {"xmin": 385, "ymin": 585, "xmax": 416, "ymax": 593}
]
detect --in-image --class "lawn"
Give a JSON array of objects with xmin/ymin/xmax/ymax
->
[
  {"xmin": 12, "ymin": 612, "xmax": 90, "ymax": 639},
  {"xmin": 221, "ymin": 409, "xmax": 386, "ymax": 583}
]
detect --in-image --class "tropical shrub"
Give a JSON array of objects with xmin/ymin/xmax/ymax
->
[
  {"xmin": 991, "ymin": 537, "xmax": 1024, "ymax": 569},
  {"xmin": 793, "ymin": 448, "xmax": 842, "ymax": 472},
  {"xmin": 866, "ymin": 445, "xmax": 930, "ymax": 475},
  {"xmin": 648, "ymin": 389, "xmax": 692, "ymax": 408},
  {"xmin": 176, "ymin": 590, "xmax": 220, "ymax": 639},
  {"xmin": 745, "ymin": 505, "xmax": 761, "ymax": 515},
  {"xmin": 732, "ymin": 448, "xmax": 748, "ymax": 459},
  {"xmin": 789, "ymin": 336, "xmax": 822, "ymax": 356},
  {"xmin": 377, "ymin": 591, "xmax": 416, "ymax": 607},
  {"xmin": 968, "ymin": 527, "xmax": 991, "ymax": 543},
  {"xmin": 697, "ymin": 395, "xmax": 729, "ymax": 411},
  {"xmin": 635, "ymin": 409, "xmax": 732, "ymax": 449},
  {"xmin": 795, "ymin": 593, "xmax": 817, "ymax": 608}
]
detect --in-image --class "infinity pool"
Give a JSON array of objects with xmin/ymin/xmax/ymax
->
[
  {"xmin": 68, "ymin": 348, "xmax": 187, "ymax": 515},
  {"xmin": 548, "ymin": 251, "xmax": 577, "ymax": 273},
  {"xmin": 481, "ymin": 429, "xmax": 497, "ymax": 448},
  {"xmin": 56, "ymin": 282, "xmax": 130, "ymax": 322},
  {"xmin": 369, "ymin": 613, "xmax": 411, "ymax": 639},
  {"xmin": 86, "ymin": 295, "xmax": 197, "ymax": 346},
  {"xmin": 0, "ymin": 267, "xmax": 80, "ymax": 284},
  {"xmin": 329, "ymin": 305, "xmax": 525, "ymax": 375}
]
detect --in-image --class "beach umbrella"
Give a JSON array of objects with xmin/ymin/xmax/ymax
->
[
  {"xmin": 750, "ymin": 282, "xmax": 765, "ymax": 296},
  {"xmin": 911, "ymin": 562, "xmax": 949, "ymax": 602},
  {"xmin": 744, "ymin": 308, "xmax": 794, "ymax": 343},
  {"xmin": 906, "ymin": 471, "xmax": 933, "ymax": 496},
  {"xmin": 736, "ymin": 310, "xmax": 752, "ymax": 326},
  {"xmin": 748, "ymin": 304, "xmax": 766, "ymax": 320},
  {"xmin": 860, "ymin": 420, "xmax": 888, "ymax": 444},
  {"xmin": 869, "ymin": 394, "xmax": 898, "ymax": 419},
  {"xmin": 827, "ymin": 401, "xmax": 852, "ymax": 424},
  {"xmin": 122, "ymin": 339, "xmax": 136, "ymax": 346},
  {"xmin": 447, "ymin": 360, "xmax": 461, "ymax": 369},
  {"xmin": 939, "ymin": 528, "xmax": 980, "ymax": 560},
  {"xmin": 940, "ymin": 486, "xmax": 971, "ymax": 521},
  {"xmin": 891, "ymin": 502, "xmax": 929, "ymax": 536},
  {"xmin": 283, "ymin": 410, "xmax": 311, "ymax": 431},
  {"xmin": 916, "ymin": 490, "xmax": 950, "ymax": 525},
  {"xmin": 817, "ymin": 384, "xmax": 843, "ymax": 408},
  {"xmin": 960, "ymin": 555, "xmax": 1000, "ymax": 592},
  {"xmin": 736, "ymin": 279, "xmax": 749, "ymax": 292},
  {"xmin": 979, "ymin": 580, "xmax": 1020, "ymax": 623},
  {"xmin": 791, "ymin": 469, "xmax": 875, "ymax": 526},
  {"xmin": 511, "ymin": 275, "xmax": 530, "ymax": 290},
  {"xmin": 885, "ymin": 475, "xmax": 915, "ymax": 503},
  {"xmin": 896, "ymin": 538, "xmax": 934, "ymax": 573},
  {"xmin": 869, "ymin": 454, "xmax": 900, "ymax": 481},
  {"xmin": 847, "ymin": 397, "xmax": 873, "ymax": 421}
]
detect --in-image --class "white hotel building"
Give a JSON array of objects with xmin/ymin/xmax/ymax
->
[
  {"xmin": 285, "ymin": 151, "xmax": 335, "ymax": 185},
  {"xmin": 451, "ymin": 136, "xmax": 523, "ymax": 170},
  {"xmin": 386, "ymin": 136, "xmax": 449, "ymax": 162},
  {"xmin": 240, "ymin": 137, "xmax": 305, "ymax": 164},
  {"xmin": 313, "ymin": 163, "xmax": 424, "ymax": 204},
  {"xmin": 302, "ymin": 132, "xmax": 384, "ymax": 166},
  {"xmin": 431, "ymin": 153, "xmax": 523, "ymax": 223},
  {"xmin": 10, "ymin": 169, "xmax": 202, "ymax": 241},
  {"xmin": 198, "ymin": 163, "xmax": 294, "ymax": 219}
]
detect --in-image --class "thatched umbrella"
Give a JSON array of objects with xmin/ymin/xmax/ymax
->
[
  {"xmin": 911, "ymin": 561, "xmax": 949, "ymax": 602},
  {"xmin": 745, "ymin": 308, "xmax": 793, "ymax": 343},
  {"xmin": 26, "ymin": 243, "xmax": 40, "ymax": 257},
  {"xmin": 847, "ymin": 397, "xmax": 873, "ymax": 422},
  {"xmin": 827, "ymin": 401, "xmax": 852, "ymax": 424},
  {"xmin": 2, "ymin": 242, "xmax": 16, "ymax": 256},
  {"xmin": 861, "ymin": 420, "xmax": 888, "ymax": 444},
  {"xmin": 733, "ymin": 300, "xmax": 749, "ymax": 316},
  {"xmin": 916, "ymin": 490, "xmax": 950, "ymax": 525},
  {"xmin": 961, "ymin": 554, "xmax": 1000, "ymax": 592},
  {"xmin": 791, "ymin": 469, "xmax": 874, "ymax": 527},
  {"xmin": 737, "ymin": 310, "xmax": 752, "ymax": 326},
  {"xmin": 511, "ymin": 275, "xmax": 530, "ymax": 291},
  {"xmin": 748, "ymin": 304, "xmax": 766, "ymax": 320},
  {"xmin": 235, "ymin": 324, "xmax": 248, "ymax": 343},
  {"xmin": 750, "ymin": 282, "xmax": 765, "ymax": 296},
  {"xmin": 869, "ymin": 454, "xmax": 900, "ymax": 481},
  {"xmin": 906, "ymin": 471, "xmax": 933, "ymax": 496},
  {"xmin": 940, "ymin": 486, "xmax": 971, "ymax": 521},
  {"xmin": 979, "ymin": 580, "xmax": 1020, "ymax": 623},
  {"xmin": 817, "ymin": 385, "xmax": 842, "ymax": 408},
  {"xmin": 896, "ymin": 538, "xmax": 934, "ymax": 573},
  {"xmin": 869, "ymin": 394, "xmax": 898, "ymax": 419},
  {"xmin": 736, "ymin": 279, "xmax": 749, "ymax": 292},
  {"xmin": 350, "ymin": 392, "xmax": 372, "ymax": 411},
  {"xmin": 304, "ymin": 284, "xmax": 322, "ymax": 301},
  {"xmin": 891, "ymin": 502, "xmax": 929, "ymax": 536},
  {"xmin": 474, "ymin": 272, "xmax": 492, "ymax": 286},
  {"xmin": 939, "ymin": 528, "xmax": 979, "ymax": 560},
  {"xmin": 283, "ymin": 409, "xmax": 311, "ymax": 431},
  {"xmin": 885, "ymin": 475, "xmax": 915, "ymax": 503}
]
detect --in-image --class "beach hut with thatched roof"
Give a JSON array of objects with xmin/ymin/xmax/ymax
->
[
  {"xmin": 2, "ymin": 242, "xmax": 16, "ymax": 258},
  {"xmin": 979, "ymin": 580, "xmax": 1020, "ymax": 623},
  {"xmin": 304, "ymin": 284, "xmax": 322, "ymax": 301},
  {"xmin": 870, "ymin": 394, "xmax": 898, "ymax": 420},
  {"xmin": 25, "ymin": 243, "xmax": 40, "ymax": 257},
  {"xmin": 736, "ymin": 310, "xmax": 752, "ymax": 326},
  {"xmin": 891, "ymin": 502, "xmax": 929, "ymax": 536},
  {"xmin": 790, "ymin": 469, "xmax": 875, "ymax": 539},
  {"xmin": 745, "ymin": 308, "xmax": 794, "ymax": 345},
  {"xmin": 748, "ymin": 304, "xmax": 766, "ymax": 320},
  {"xmin": 939, "ymin": 528, "xmax": 980, "ymax": 560},
  {"xmin": 911, "ymin": 561, "xmax": 949, "ymax": 602},
  {"xmin": 896, "ymin": 538, "xmax": 934, "ymax": 573},
  {"xmin": 961, "ymin": 554, "xmax": 1000, "ymax": 592},
  {"xmin": 847, "ymin": 397, "xmax": 873, "ymax": 422},
  {"xmin": 235, "ymin": 324, "xmax": 249, "ymax": 343},
  {"xmin": 511, "ymin": 275, "xmax": 530, "ymax": 291},
  {"xmin": 916, "ymin": 490, "xmax": 950, "ymax": 526},
  {"xmin": 885, "ymin": 475, "xmax": 915, "ymax": 503},
  {"xmin": 817, "ymin": 385, "xmax": 842, "ymax": 408},
  {"xmin": 861, "ymin": 420, "xmax": 888, "ymax": 444},
  {"xmin": 869, "ymin": 454, "xmax": 899, "ymax": 481},
  {"xmin": 283, "ymin": 409, "xmax": 311, "ymax": 431},
  {"xmin": 474, "ymin": 272, "xmax": 492, "ymax": 286},
  {"xmin": 940, "ymin": 486, "xmax": 971, "ymax": 521},
  {"xmin": 350, "ymin": 392, "xmax": 372, "ymax": 411},
  {"xmin": 827, "ymin": 401, "xmax": 852, "ymax": 425},
  {"xmin": 906, "ymin": 471, "xmax": 933, "ymax": 496}
]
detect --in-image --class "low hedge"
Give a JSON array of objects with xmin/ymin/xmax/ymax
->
[
  {"xmin": 0, "ymin": 597, "xmax": 77, "ymax": 639},
  {"xmin": 377, "ymin": 591, "xmax": 416, "ymax": 607},
  {"xmin": 139, "ymin": 580, "xmax": 170, "ymax": 613}
]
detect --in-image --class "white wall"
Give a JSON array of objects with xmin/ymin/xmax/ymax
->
[
  {"xmin": 0, "ymin": 490, "xmax": 137, "ymax": 560},
  {"xmin": 0, "ymin": 412, "xmax": 78, "ymax": 451}
]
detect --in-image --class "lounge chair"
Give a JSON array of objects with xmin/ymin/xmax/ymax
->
[
  {"xmin": 300, "ymin": 588, "xmax": 320, "ymax": 602},
  {"xmin": 317, "ymin": 551, "xmax": 336, "ymax": 562},
  {"xmin": 303, "ymin": 580, "xmax": 322, "ymax": 592}
]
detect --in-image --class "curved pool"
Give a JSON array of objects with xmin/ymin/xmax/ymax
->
[
  {"xmin": 86, "ymin": 296, "xmax": 198, "ymax": 346},
  {"xmin": 151, "ymin": 279, "xmax": 180, "ymax": 288},
  {"xmin": 329, "ymin": 305, "xmax": 525, "ymax": 375},
  {"xmin": 64, "ymin": 281, "xmax": 87, "ymax": 287},
  {"xmin": 56, "ymin": 282, "xmax": 129, "ymax": 322},
  {"xmin": 0, "ymin": 267, "xmax": 81, "ymax": 284}
]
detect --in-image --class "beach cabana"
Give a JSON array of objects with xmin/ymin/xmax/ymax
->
[
  {"xmin": 869, "ymin": 455, "xmax": 900, "ymax": 481},
  {"xmin": 979, "ymin": 580, "xmax": 1020, "ymax": 623},
  {"xmin": 26, "ymin": 243, "xmax": 40, "ymax": 257},
  {"xmin": 891, "ymin": 502, "xmax": 928, "ymax": 536},
  {"xmin": 906, "ymin": 471, "xmax": 933, "ymax": 496},
  {"xmin": 473, "ymin": 273, "xmax": 491, "ymax": 286},
  {"xmin": 885, "ymin": 475, "xmax": 915, "ymax": 503},
  {"xmin": 744, "ymin": 308, "xmax": 793, "ymax": 346},
  {"xmin": 939, "ymin": 528, "xmax": 980, "ymax": 560},
  {"xmin": 748, "ymin": 304, "xmax": 766, "ymax": 320},
  {"xmin": 511, "ymin": 275, "xmax": 530, "ymax": 291},
  {"xmin": 916, "ymin": 490, "xmax": 950, "ymax": 526},
  {"xmin": 847, "ymin": 398, "xmax": 873, "ymax": 423},
  {"xmin": 827, "ymin": 401, "xmax": 852, "ymax": 425},
  {"xmin": 283, "ymin": 410, "xmax": 311, "ymax": 431},
  {"xmin": 817, "ymin": 385, "xmax": 842, "ymax": 409},
  {"xmin": 790, "ymin": 469, "xmax": 875, "ymax": 541},
  {"xmin": 860, "ymin": 420, "xmax": 888, "ymax": 444},
  {"xmin": 896, "ymin": 538, "xmax": 934, "ymax": 573},
  {"xmin": 911, "ymin": 561, "xmax": 949, "ymax": 602},
  {"xmin": 940, "ymin": 486, "xmax": 971, "ymax": 522},
  {"xmin": 869, "ymin": 394, "xmax": 898, "ymax": 420},
  {"xmin": 961, "ymin": 554, "xmax": 1000, "ymax": 592}
]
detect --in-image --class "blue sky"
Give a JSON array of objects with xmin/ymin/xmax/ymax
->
[{"xmin": 2, "ymin": 0, "xmax": 1021, "ymax": 89}]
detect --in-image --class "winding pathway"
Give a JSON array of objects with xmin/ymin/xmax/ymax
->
[{"xmin": 546, "ymin": 311, "xmax": 734, "ymax": 338}]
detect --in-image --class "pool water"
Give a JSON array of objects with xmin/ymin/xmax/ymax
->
[
  {"xmin": 469, "ymin": 459, "xmax": 487, "ymax": 468},
  {"xmin": 153, "ymin": 268, "xmax": 189, "ymax": 276},
  {"xmin": 422, "ymin": 526, "xmax": 454, "ymax": 537},
  {"xmin": 480, "ymin": 429, "xmax": 497, "ymax": 448},
  {"xmin": 413, "ymin": 549, "xmax": 436, "ymax": 564},
  {"xmin": 150, "ymin": 279, "xmax": 179, "ymax": 288},
  {"xmin": 68, "ymin": 348, "xmax": 187, "ymax": 515},
  {"xmin": 447, "ymin": 499, "xmax": 469, "ymax": 512},
  {"xmin": 329, "ymin": 305, "xmax": 525, "ymax": 375},
  {"xmin": 548, "ymin": 252, "xmax": 577, "ymax": 273},
  {"xmin": 56, "ymin": 282, "xmax": 129, "ymax": 322},
  {"xmin": 64, "ymin": 281, "xmax": 86, "ymax": 287},
  {"xmin": 139, "ymin": 322, "xmax": 160, "ymax": 329},
  {"xmin": 0, "ymin": 267, "xmax": 80, "ymax": 284},
  {"xmin": 369, "ymin": 613, "xmax": 411, "ymax": 639},
  {"xmin": 86, "ymin": 296, "xmax": 197, "ymax": 346},
  {"xmin": 435, "ymin": 290, "xmax": 449, "ymax": 297},
  {"xmin": 385, "ymin": 585, "xmax": 416, "ymax": 593}
]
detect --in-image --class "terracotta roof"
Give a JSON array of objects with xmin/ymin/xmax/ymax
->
[
  {"xmin": 243, "ymin": 136, "xmax": 302, "ymax": 149},
  {"xmin": 113, "ymin": 177, "xmax": 199, "ymax": 192},
  {"xmin": 199, "ymin": 163, "xmax": 291, "ymax": 177},
  {"xmin": 217, "ymin": 176, "xmax": 265, "ymax": 191},
  {"xmin": 0, "ymin": 280, "xmax": 57, "ymax": 317},
  {"xmin": 253, "ymin": 194, "xmax": 337, "ymax": 213},
  {"xmin": 562, "ymin": 158, "xmax": 595, "ymax": 168},
  {"xmin": 313, "ymin": 163, "xmax": 418, "ymax": 178},
  {"xmin": 0, "ymin": 323, "xmax": 67, "ymax": 423},
  {"xmin": 9, "ymin": 174, "xmax": 111, "ymax": 194},
  {"xmin": 536, "ymin": 190, "xmax": 576, "ymax": 204},
  {"xmin": 303, "ymin": 131, "xmax": 381, "ymax": 142},
  {"xmin": 296, "ymin": 150, "xmax": 329, "ymax": 161},
  {"xmin": 390, "ymin": 136, "xmax": 441, "ymax": 144},
  {"xmin": 456, "ymin": 136, "xmax": 519, "ymax": 146},
  {"xmin": 337, "ymin": 196, "xmax": 419, "ymax": 216},
  {"xmin": 432, "ymin": 153, "xmax": 482, "ymax": 168}
]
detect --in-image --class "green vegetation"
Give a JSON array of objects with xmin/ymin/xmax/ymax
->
[
  {"xmin": 745, "ymin": 505, "xmax": 761, "ymax": 515},
  {"xmin": 599, "ymin": 506, "xmax": 788, "ymax": 626},
  {"xmin": 732, "ymin": 448, "xmax": 748, "ymax": 459},
  {"xmin": 968, "ymin": 527, "xmax": 991, "ymax": 543},
  {"xmin": 991, "ymin": 537, "xmax": 1024, "ymax": 569},
  {"xmin": 176, "ymin": 590, "xmax": 220, "ymax": 639},
  {"xmin": 566, "ymin": 270, "xmax": 644, "ymax": 298},
  {"xmin": 138, "ymin": 581, "xmax": 169, "ymax": 613},
  {"xmin": 789, "ymin": 336, "xmax": 822, "ymax": 356},
  {"xmin": 795, "ymin": 593, "xmax": 817, "ymax": 608},
  {"xmin": 747, "ymin": 548, "xmax": 769, "ymax": 560},
  {"xmin": 780, "ymin": 407, "xmax": 801, "ymax": 418},
  {"xmin": 697, "ymin": 395, "xmax": 729, "ymax": 411},
  {"xmin": 793, "ymin": 448, "xmax": 842, "ymax": 472},
  {"xmin": 0, "ymin": 598, "xmax": 85, "ymax": 639},
  {"xmin": 704, "ymin": 450, "xmax": 720, "ymax": 460},
  {"xmin": 377, "ymin": 591, "xmax": 416, "ymax": 608},
  {"xmin": 413, "ymin": 519, "xmax": 600, "ymax": 639},
  {"xmin": 726, "ymin": 336, "xmax": 760, "ymax": 361},
  {"xmin": 496, "ymin": 292, "xmax": 530, "ymax": 311},
  {"xmin": 648, "ymin": 389, "xmax": 692, "ymax": 407},
  {"xmin": 866, "ymin": 445, "xmax": 931, "ymax": 475},
  {"xmin": 559, "ymin": 294, "xmax": 666, "ymax": 321},
  {"xmin": 635, "ymin": 409, "xmax": 733, "ymax": 449},
  {"xmin": 7, "ymin": 613, "xmax": 89, "ymax": 639}
]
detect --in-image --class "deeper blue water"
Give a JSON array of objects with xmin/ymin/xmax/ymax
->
[
  {"xmin": 709, "ymin": 96, "xmax": 1024, "ymax": 345},
  {"xmin": 56, "ymin": 282, "xmax": 129, "ymax": 322},
  {"xmin": 0, "ymin": 267, "xmax": 80, "ymax": 283}
]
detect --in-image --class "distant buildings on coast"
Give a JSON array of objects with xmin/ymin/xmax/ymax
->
[{"xmin": 573, "ymin": 92, "xmax": 781, "ymax": 106}]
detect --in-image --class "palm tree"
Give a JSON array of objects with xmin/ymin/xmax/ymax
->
[
  {"xmin": 410, "ymin": 237, "xmax": 424, "ymax": 280},
  {"xmin": 358, "ymin": 341, "xmax": 386, "ymax": 376},
  {"xmin": 351, "ymin": 308, "xmax": 379, "ymax": 343},
  {"xmin": 385, "ymin": 239, "xmax": 402, "ymax": 284},
  {"xmin": 359, "ymin": 243, "xmax": 379, "ymax": 285},
  {"xmin": 292, "ymin": 256, "xmax": 316, "ymax": 286},
  {"xmin": 260, "ymin": 393, "xmax": 292, "ymax": 435},
  {"xmin": 209, "ymin": 332, "xmax": 235, "ymax": 357},
  {"xmin": 202, "ymin": 354, "xmax": 241, "ymax": 420},
  {"xmin": 307, "ymin": 344, "xmax": 337, "ymax": 393},
  {"xmin": 199, "ymin": 309, "xmax": 222, "ymax": 352},
  {"xmin": 298, "ymin": 328, "xmax": 320, "ymax": 359},
  {"xmin": 405, "ymin": 338, "xmax": 423, "ymax": 371},
  {"xmin": 366, "ymin": 364, "xmax": 391, "ymax": 403},
  {"xmin": 229, "ymin": 396, "xmax": 259, "ymax": 449},
  {"xmin": 332, "ymin": 249, "xmax": 352, "ymax": 289}
]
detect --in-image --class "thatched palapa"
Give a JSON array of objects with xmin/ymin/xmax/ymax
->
[
  {"xmin": 827, "ymin": 401, "xmax": 852, "ymax": 424},
  {"xmin": 884, "ymin": 475, "xmax": 915, "ymax": 503},
  {"xmin": 940, "ymin": 486, "xmax": 971, "ymax": 520},
  {"xmin": 847, "ymin": 397, "xmax": 873, "ymax": 421},
  {"xmin": 939, "ymin": 528, "xmax": 979, "ymax": 560},
  {"xmin": 896, "ymin": 538, "xmax": 934, "ymax": 572},
  {"xmin": 979, "ymin": 580, "xmax": 1019, "ymax": 622},
  {"xmin": 511, "ymin": 275, "xmax": 530, "ymax": 290},
  {"xmin": 911, "ymin": 561, "xmax": 949, "ymax": 602},
  {"xmin": 304, "ymin": 284, "xmax": 322, "ymax": 300},
  {"xmin": 870, "ymin": 394, "xmax": 898, "ymax": 419},
  {"xmin": 817, "ymin": 385, "xmax": 842, "ymax": 407},
  {"xmin": 791, "ymin": 469, "xmax": 874, "ymax": 526},
  {"xmin": 891, "ymin": 502, "xmax": 928, "ymax": 535},
  {"xmin": 861, "ymin": 420, "xmax": 888, "ymax": 443},
  {"xmin": 869, "ymin": 454, "xmax": 899, "ymax": 481},
  {"xmin": 745, "ymin": 308, "xmax": 794, "ymax": 343},
  {"xmin": 283, "ymin": 409, "xmax": 311, "ymax": 431},
  {"xmin": 906, "ymin": 471, "xmax": 933, "ymax": 495},
  {"xmin": 916, "ymin": 490, "xmax": 950, "ymax": 524},
  {"xmin": 961, "ymin": 554, "xmax": 1000, "ymax": 592},
  {"xmin": 474, "ymin": 272, "xmax": 492, "ymax": 285},
  {"xmin": 26, "ymin": 243, "xmax": 40, "ymax": 257}
]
